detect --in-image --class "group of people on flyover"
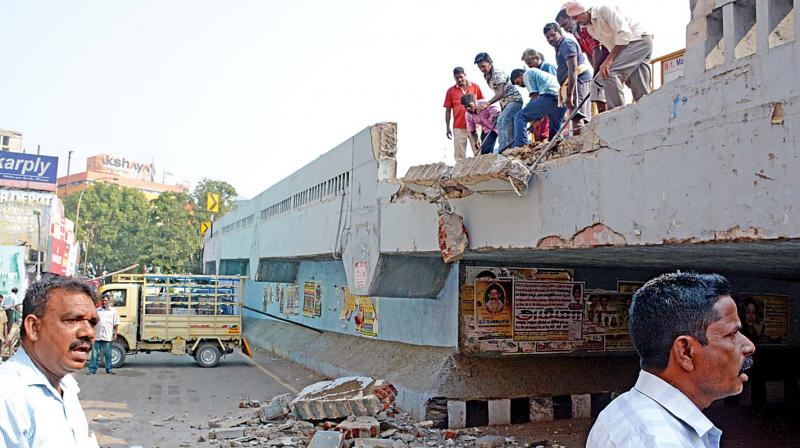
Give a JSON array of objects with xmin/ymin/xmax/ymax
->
[{"xmin": 444, "ymin": 2, "xmax": 654, "ymax": 160}]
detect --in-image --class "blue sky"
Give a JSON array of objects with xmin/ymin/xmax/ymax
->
[{"xmin": 0, "ymin": 1, "xmax": 690, "ymax": 197}]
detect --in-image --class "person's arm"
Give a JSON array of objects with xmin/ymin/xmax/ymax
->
[
  {"xmin": 566, "ymin": 55, "xmax": 579, "ymax": 109},
  {"xmin": 113, "ymin": 324, "xmax": 119, "ymax": 340},
  {"xmin": 480, "ymin": 78, "xmax": 507, "ymax": 111},
  {"xmin": 591, "ymin": 46, "xmax": 605, "ymax": 73},
  {"xmin": 599, "ymin": 44, "xmax": 625, "ymax": 79},
  {"xmin": 466, "ymin": 113, "xmax": 480, "ymax": 149},
  {"xmin": 445, "ymin": 106, "xmax": 453, "ymax": 139}
]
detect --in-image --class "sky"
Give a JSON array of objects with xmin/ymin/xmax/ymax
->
[{"xmin": 0, "ymin": 1, "xmax": 690, "ymax": 198}]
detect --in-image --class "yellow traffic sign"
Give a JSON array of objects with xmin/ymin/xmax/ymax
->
[
  {"xmin": 206, "ymin": 192, "xmax": 220, "ymax": 213},
  {"xmin": 200, "ymin": 221, "xmax": 211, "ymax": 235}
]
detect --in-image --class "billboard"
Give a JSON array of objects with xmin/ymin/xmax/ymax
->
[
  {"xmin": 0, "ymin": 189, "xmax": 55, "ymax": 251},
  {"xmin": 0, "ymin": 246, "xmax": 27, "ymax": 297},
  {"xmin": 47, "ymin": 197, "xmax": 78, "ymax": 276},
  {"xmin": 0, "ymin": 152, "xmax": 58, "ymax": 184}
]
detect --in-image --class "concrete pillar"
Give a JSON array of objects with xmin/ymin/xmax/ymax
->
[
  {"xmin": 756, "ymin": 0, "xmax": 770, "ymax": 53},
  {"xmin": 723, "ymin": 2, "xmax": 738, "ymax": 64}
]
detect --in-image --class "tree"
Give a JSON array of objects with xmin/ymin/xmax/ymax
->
[
  {"xmin": 193, "ymin": 178, "xmax": 238, "ymax": 223},
  {"xmin": 63, "ymin": 183, "xmax": 150, "ymax": 276},
  {"xmin": 141, "ymin": 192, "xmax": 201, "ymax": 273}
]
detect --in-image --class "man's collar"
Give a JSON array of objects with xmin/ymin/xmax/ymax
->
[
  {"xmin": 634, "ymin": 370, "xmax": 718, "ymax": 439},
  {"xmin": 11, "ymin": 347, "xmax": 80, "ymax": 398}
]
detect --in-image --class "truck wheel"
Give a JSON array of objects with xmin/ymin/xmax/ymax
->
[
  {"xmin": 194, "ymin": 342, "xmax": 221, "ymax": 368},
  {"xmin": 110, "ymin": 342, "xmax": 127, "ymax": 369}
]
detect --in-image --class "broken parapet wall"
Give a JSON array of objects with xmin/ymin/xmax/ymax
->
[{"xmin": 384, "ymin": 0, "xmax": 800, "ymax": 256}]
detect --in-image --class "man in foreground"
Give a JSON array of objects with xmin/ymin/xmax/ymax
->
[
  {"xmin": 88, "ymin": 293, "xmax": 120, "ymax": 375},
  {"xmin": 587, "ymin": 272, "xmax": 756, "ymax": 447},
  {"xmin": 0, "ymin": 277, "xmax": 100, "ymax": 447}
]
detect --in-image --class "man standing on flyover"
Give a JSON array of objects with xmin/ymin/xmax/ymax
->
[
  {"xmin": 566, "ymin": 1, "xmax": 653, "ymax": 110},
  {"xmin": 444, "ymin": 67, "xmax": 484, "ymax": 161},
  {"xmin": 0, "ymin": 277, "xmax": 100, "ymax": 447},
  {"xmin": 88, "ymin": 293, "xmax": 120, "ymax": 375},
  {"xmin": 509, "ymin": 67, "xmax": 563, "ymax": 147},
  {"xmin": 587, "ymin": 272, "xmax": 756, "ymax": 447},
  {"xmin": 474, "ymin": 52, "xmax": 524, "ymax": 154}
]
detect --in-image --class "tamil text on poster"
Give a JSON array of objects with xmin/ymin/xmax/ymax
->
[
  {"xmin": 355, "ymin": 296, "xmax": 378, "ymax": 338},
  {"xmin": 302, "ymin": 281, "xmax": 322, "ymax": 317},
  {"xmin": 513, "ymin": 281, "xmax": 583, "ymax": 342}
]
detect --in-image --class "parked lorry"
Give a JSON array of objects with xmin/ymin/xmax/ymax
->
[{"xmin": 98, "ymin": 273, "xmax": 249, "ymax": 368}]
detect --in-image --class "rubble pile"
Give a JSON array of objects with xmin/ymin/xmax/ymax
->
[
  {"xmin": 199, "ymin": 377, "xmax": 550, "ymax": 448},
  {"xmin": 502, "ymin": 136, "xmax": 584, "ymax": 166}
]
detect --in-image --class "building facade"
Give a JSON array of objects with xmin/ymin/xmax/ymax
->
[{"xmin": 57, "ymin": 153, "xmax": 188, "ymax": 200}]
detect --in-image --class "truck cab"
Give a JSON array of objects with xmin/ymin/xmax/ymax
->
[{"xmin": 99, "ymin": 274, "xmax": 245, "ymax": 368}]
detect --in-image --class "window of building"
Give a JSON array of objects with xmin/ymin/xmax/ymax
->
[{"xmin": 1, "ymin": 135, "xmax": 10, "ymax": 151}]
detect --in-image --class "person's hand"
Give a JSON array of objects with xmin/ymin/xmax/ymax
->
[
  {"xmin": 477, "ymin": 102, "xmax": 489, "ymax": 112},
  {"xmin": 446, "ymin": 128, "xmax": 452, "ymax": 139},
  {"xmin": 566, "ymin": 92, "xmax": 576, "ymax": 110},
  {"xmin": 600, "ymin": 57, "xmax": 613, "ymax": 79}
]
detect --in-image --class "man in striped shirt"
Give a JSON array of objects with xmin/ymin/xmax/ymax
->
[{"xmin": 587, "ymin": 272, "xmax": 756, "ymax": 447}]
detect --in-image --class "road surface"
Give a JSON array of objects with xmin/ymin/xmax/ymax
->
[{"xmin": 79, "ymin": 348, "xmax": 326, "ymax": 447}]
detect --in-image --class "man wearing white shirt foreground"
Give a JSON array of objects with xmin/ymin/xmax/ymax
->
[
  {"xmin": 587, "ymin": 272, "xmax": 756, "ymax": 448},
  {"xmin": 0, "ymin": 276, "xmax": 100, "ymax": 447}
]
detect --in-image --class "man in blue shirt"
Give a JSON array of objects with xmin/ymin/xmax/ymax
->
[
  {"xmin": 544, "ymin": 22, "xmax": 594, "ymax": 135},
  {"xmin": 0, "ymin": 277, "xmax": 100, "ymax": 447},
  {"xmin": 510, "ymin": 68, "xmax": 564, "ymax": 148},
  {"xmin": 587, "ymin": 272, "xmax": 756, "ymax": 447},
  {"xmin": 521, "ymin": 48, "xmax": 557, "ymax": 77}
]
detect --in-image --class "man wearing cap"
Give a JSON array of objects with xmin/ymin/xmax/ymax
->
[
  {"xmin": 555, "ymin": 8, "xmax": 608, "ymax": 113},
  {"xmin": 565, "ymin": 1, "xmax": 653, "ymax": 110},
  {"xmin": 443, "ymin": 67, "xmax": 484, "ymax": 161},
  {"xmin": 474, "ymin": 52, "xmax": 524, "ymax": 154}
]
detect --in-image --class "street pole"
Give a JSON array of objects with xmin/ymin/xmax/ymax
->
[
  {"xmin": 33, "ymin": 210, "xmax": 42, "ymax": 281},
  {"xmin": 67, "ymin": 150, "xmax": 74, "ymax": 179}
]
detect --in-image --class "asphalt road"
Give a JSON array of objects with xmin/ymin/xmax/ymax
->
[{"xmin": 78, "ymin": 348, "xmax": 326, "ymax": 448}]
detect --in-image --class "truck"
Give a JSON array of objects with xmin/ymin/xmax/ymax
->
[{"xmin": 98, "ymin": 273, "xmax": 249, "ymax": 368}]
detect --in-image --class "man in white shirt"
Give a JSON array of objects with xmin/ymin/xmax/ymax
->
[
  {"xmin": 586, "ymin": 272, "xmax": 756, "ymax": 448},
  {"xmin": 2, "ymin": 287, "xmax": 19, "ymax": 333},
  {"xmin": 88, "ymin": 293, "xmax": 120, "ymax": 375},
  {"xmin": 0, "ymin": 277, "xmax": 100, "ymax": 447},
  {"xmin": 566, "ymin": 1, "xmax": 653, "ymax": 109}
]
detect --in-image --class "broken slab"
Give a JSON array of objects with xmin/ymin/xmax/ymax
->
[
  {"xmin": 291, "ymin": 377, "xmax": 396, "ymax": 420},
  {"xmin": 336, "ymin": 416, "xmax": 380, "ymax": 439},
  {"xmin": 208, "ymin": 427, "xmax": 246, "ymax": 440},
  {"xmin": 308, "ymin": 431, "xmax": 345, "ymax": 448},
  {"xmin": 438, "ymin": 210, "xmax": 468, "ymax": 263},
  {"xmin": 258, "ymin": 393, "xmax": 293, "ymax": 422},
  {"xmin": 401, "ymin": 154, "xmax": 531, "ymax": 198}
]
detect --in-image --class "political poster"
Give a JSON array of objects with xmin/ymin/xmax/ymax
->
[
  {"xmin": 512, "ymin": 281, "xmax": 583, "ymax": 342},
  {"xmin": 284, "ymin": 283, "xmax": 299, "ymax": 316},
  {"xmin": 475, "ymin": 279, "xmax": 513, "ymax": 339},
  {"xmin": 738, "ymin": 293, "xmax": 789, "ymax": 344},
  {"xmin": 354, "ymin": 296, "xmax": 378, "ymax": 338},
  {"xmin": 302, "ymin": 281, "xmax": 321, "ymax": 317}
]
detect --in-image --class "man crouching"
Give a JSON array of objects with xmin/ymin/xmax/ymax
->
[{"xmin": 0, "ymin": 277, "xmax": 100, "ymax": 447}]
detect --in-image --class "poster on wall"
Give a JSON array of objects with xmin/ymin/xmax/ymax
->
[
  {"xmin": 340, "ymin": 287, "xmax": 357, "ymax": 320},
  {"xmin": 513, "ymin": 282, "xmax": 584, "ymax": 342},
  {"xmin": 584, "ymin": 292, "xmax": 634, "ymax": 351},
  {"xmin": 466, "ymin": 266, "xmax": 573, "ymax": 283},
  {"xmin": 354, "ymin": 261, "xmax": 368, "ymax": 289},
  {"xmin": 738, "ymin": 293, "xmax": 789, "ymax": 344},
  {"xmin": 355, "ymin": 296, "xmax": 378, "ymax": 337},
  {"xmin": 475, "ymin": 279, "xmax": 513, "ymax": 339},
  {"xmin": 284, "ymin": 283, "xmax": 299, "ymax": 316},
  {"xmin": 617, "ymin": 281, "xmax": 645, "ymax": 294},
  {"xmin": 303, "ymin": 281, "xmax": 322, "ymax": 317}
]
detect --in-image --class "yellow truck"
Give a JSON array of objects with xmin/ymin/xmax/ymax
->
[{"xmin": 99, "ymin": 273, "xmax": 247, "ymax": 368}]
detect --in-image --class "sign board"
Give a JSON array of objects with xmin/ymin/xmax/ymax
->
[
  {"xmin": 199, "ymin": 221, "xmax": 211, "ymax": 235},
  {"xmin": 47, "ymin": 197, "xmax": 78, "ymax": 276},
  {"xmin": 206, "ymin": 192, "xmax": 220, "ymax": 213},
  {"xmin": 0, "ymin": 152, "xmax": 58, "ymax": 184},
  {"xmin": 86, "ymin": 154, "xmax": 156, "ymax": 182}
]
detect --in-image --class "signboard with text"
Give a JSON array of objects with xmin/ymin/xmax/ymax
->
[{"xmin": 0, "ymin": 152, "xmax": 58, "ymax": 184}]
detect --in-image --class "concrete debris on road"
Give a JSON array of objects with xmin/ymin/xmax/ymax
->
[{"xmin": 199, "ymin": 376, "xmax": 570, "ymax": 447}]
